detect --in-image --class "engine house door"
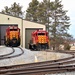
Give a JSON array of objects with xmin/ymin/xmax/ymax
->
[
  {"xmin": 25, "ymin": 28, "xmax": 43, "ymax": 49},
  {"xmin": 0, "ymin": 25, "xmax": 18, "ymax": 45}
]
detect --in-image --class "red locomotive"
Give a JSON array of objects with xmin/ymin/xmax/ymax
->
[
  {"xmin": 29, "ymin": 30, "xmax": 50, "ymax": 50},
  {"xmin": 4, "ymin": 26, "xmax": 20, "ymax": 47}
]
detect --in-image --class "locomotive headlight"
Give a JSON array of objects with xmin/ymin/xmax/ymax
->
[
  {"xmin": 14, "ymin": 26, "xmax": 17, "ymax": 29},
  {"xmin": 9, "ymin": 26, "xmax": 13, "ymax": 29}
]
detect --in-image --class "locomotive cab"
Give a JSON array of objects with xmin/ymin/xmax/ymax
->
[{"xmin": 4, "ymin": 26, "xmax": 20, "ymax": 47}]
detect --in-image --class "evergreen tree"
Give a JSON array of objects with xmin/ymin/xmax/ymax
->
[
  {"xmin": 11, "ymin": 2, "xmax": 23, "ymax": 17},
  {"xmin": 26, "ymin": 0, "xmax": 39, "ymax": 22},
  {"xmin": 37, "ymin": 0, "xmax": 51, "ymax": 32},
  {"xmin": 49, "ymin": 0, "xmax": 71, "ymax": 50},
  {"xmin": 26, "ymin": 0, "xmax": 72, "ymax": 50},
  {"xmin": 2, "ymin": 6, "xmax": 10, "ymax": 14},
  {"xmin": 37, "ymin": 0, "xmax": 72, "ymax": 50},
  {"xmin": 1, "ymin": 2, "xmax": 23, "ymax": 18}
]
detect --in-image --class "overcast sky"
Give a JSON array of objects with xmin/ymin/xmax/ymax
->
[{"xmin": 0, "ymin": 0, "xmax": 75, "ymax": 38}]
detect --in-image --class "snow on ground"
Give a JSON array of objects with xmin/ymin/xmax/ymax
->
[{"xmin": 0, "ymin": 46, "xmax": 72, "ymax": 66}]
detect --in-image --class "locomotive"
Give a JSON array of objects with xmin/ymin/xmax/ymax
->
[
  {"xmin": 29, "ymin": 30, "xmax": 50, "ymax": 50},
  {"xmin": 4, "ymin": 26, "xmax": 20, "ymax": 47}
]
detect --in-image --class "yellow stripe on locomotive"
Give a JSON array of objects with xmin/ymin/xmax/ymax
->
[
  {"xmin": 10, "ymin": 31, "xmax": 18, "ymax": 40},
  {"xmin": 38, "ymin": 36, "xmax": 47, "ymax": 43}
]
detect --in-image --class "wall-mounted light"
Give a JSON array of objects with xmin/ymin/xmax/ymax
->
[{"xmin": 8, "ymin": 18, "xmax": 10, "ymax": 20}]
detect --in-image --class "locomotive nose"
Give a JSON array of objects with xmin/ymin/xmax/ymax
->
[
  {"xmin": 4, "ymin": 26, "xmax": 20, "ymax": 47},
  {"xmin": 38, "ymin": 36, "xmax": 47, "ymax": 43}
]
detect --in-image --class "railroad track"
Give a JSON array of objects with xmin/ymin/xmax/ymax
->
[
  {"xmin": 0, "ymin": 47, "xmax": 24, "ymax": 60},
  {"xmin": 1, "ymin": 65, "xmax": 75, "ymax": 75},
  {"xmin": 0, "ymin": 53, "xmax": 74, "ymax": 70},
  {"xmin": 0, "ymin": 63, "xmax": 75, "ymax": 75},
  {"xmin": 46, "ymin": 49, "xmax": 75, "ymax": 55},
  {"xmin": 0, "ymin": 49, "xmax": 75, "ymax": 75},
  {"xmin": 0, "ymin": 47, "xmax": 15, "ymax": 57}
]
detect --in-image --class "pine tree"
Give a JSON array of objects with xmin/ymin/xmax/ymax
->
[
  {"xmin": 26, "ymin": 0, "xmax": 39, "ymax": 22},
  {"xmin": 49, "ymin": 0, "xmax": 71, "ymax": 50},
  {"xmin": 26, "ymin": 0, "xmax": 72, "ymax": 50},
  {"xmin": 37, "ymin": 0, "xmax": 51, "ymax": 32},
  {"xmin": 1, "ymin": 2, "xmax": 23, "ymax": 18},
  {"xmin": 2, "ymin": 6, "xmax": 10, "ymax": 14},
  {"xmin": 11, "ymin": 2, "xmax": 23, "ymax": 17}
]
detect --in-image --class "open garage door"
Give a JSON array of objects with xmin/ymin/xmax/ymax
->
[
  {"xmin": 0, "ymin": 25, "xmax": 18, "ymax": 45},
  {"xmin": 25, "ymin": 28, "xmax": 43, "ymax": 49}
]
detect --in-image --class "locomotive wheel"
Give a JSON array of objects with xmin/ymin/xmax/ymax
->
[
  {"xmin": 29, "ymin": 44, "xmax": 32, "ymax": 50},
  {"xmin": 46, "ymin": 43, "xmax": 49, "ymax": 49},
  {"xmin": 37, "ymin": 44, "xmax": 41, "ymax": 51},
  {"xmin": 33, "ymin": 45, "xmax": 37, "ymax": 51},
  {"xmin": 17, "ymin": 38, "xmax": 20, "ymax": 46}
]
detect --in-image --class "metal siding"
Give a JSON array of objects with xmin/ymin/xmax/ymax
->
[{"xmin": 25, "ymin": 28, "xmax": 43, "ymax": 49}]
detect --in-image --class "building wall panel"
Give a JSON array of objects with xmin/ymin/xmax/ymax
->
[
  {"xmin": 0, "ymin": 14, "xmax": 46, "ymax": 48},
  {"xmin": 23, "ymin": 20, "xmax": 46, "ymax": 48},
  {"xmin": 0, "ymin": 14, "xmax": 23, "ymax": 46}
]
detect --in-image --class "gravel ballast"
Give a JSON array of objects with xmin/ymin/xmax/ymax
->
[{"xmin": 0, "ymin": 46, "xmax": 71, "ymax": 66}]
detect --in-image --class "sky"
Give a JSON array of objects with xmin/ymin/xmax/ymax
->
[{"xmin": 0, "ymin": 0, "xmax": 75, "ymax": 38}]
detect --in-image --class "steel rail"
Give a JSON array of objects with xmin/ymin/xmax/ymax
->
[
  {"xmin": 0, "ymin": 56, "xmax": 75, "ymax": 72},
  {"xmin": 0, "ymin": 65, "xmax": 75, "ymax": 75},
  {"xmin": 0, "ymin": 53, "xmax": 74, "ymax": 70},
  {"xmin": 0, "ymin": 49, "xmax": 75, "ymax": 75},
  {"xmin": 46, "ymin": 50, "xmax": 75, "ymax": 55},
  {"xmin": 0, "ymin": 47, "xmax": 15, "ymax": 57},
  {"xmin": 46, "ymin": 49, "xmax": 75, "ymax": 55},
  {"xmin": 0, "ymin": 47, "xmax": 24, "ymax": 60}
]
